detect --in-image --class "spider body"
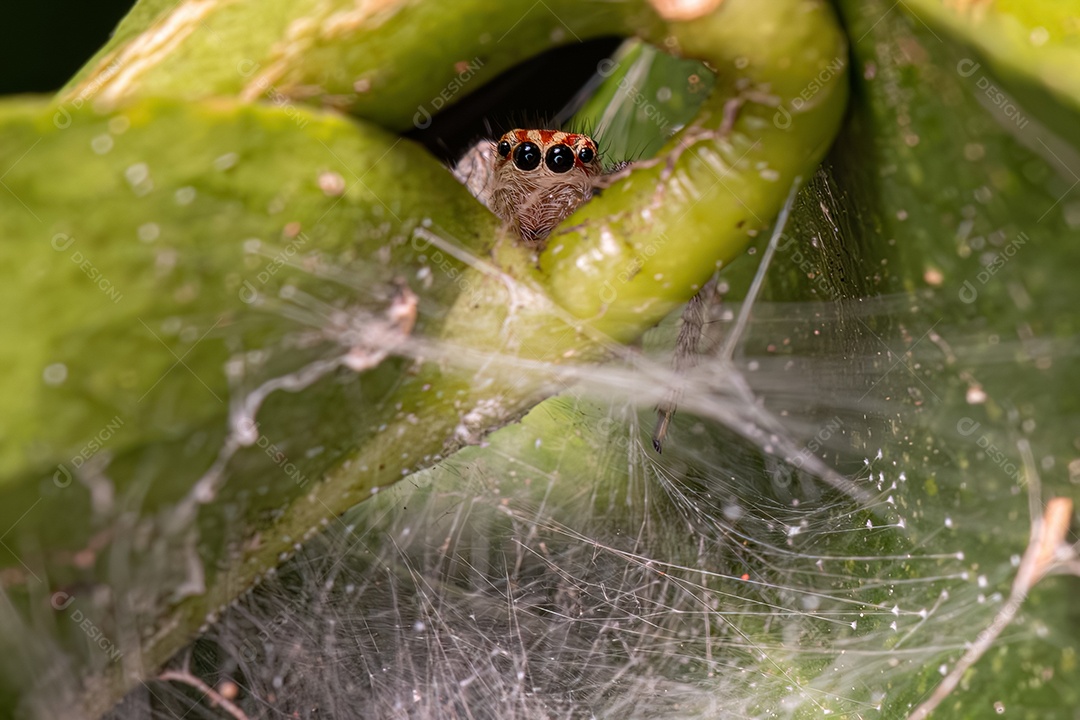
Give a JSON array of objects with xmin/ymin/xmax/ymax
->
[
  {"xmin": 455, "ymin": 129, "xmax": 602, "ymax": 247},
  {"xmin": 452, "ymin": 127, "xmax": 688, "ymax": 453}
]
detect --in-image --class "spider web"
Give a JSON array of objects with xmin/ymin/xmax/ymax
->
[
  {"xmin": 18, "ymin": 27, "xmax": 1075, "ymax": 720},
  {"xmin": 104, "ymin": 166, "xmax": 1065, "ymax": 718}
]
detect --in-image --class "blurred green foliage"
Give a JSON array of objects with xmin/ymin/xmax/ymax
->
[{"xmin": 2, "ymin": 0, "xmax": 1079, "ymax": 717}]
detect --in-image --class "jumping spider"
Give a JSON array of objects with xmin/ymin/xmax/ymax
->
[
  {"xmin": 453, "ymin": 128, "xmax": 696, "ymax": 452},
  {"xmin": 454, "ymin": 128, "xmax": 606, "ymax": 246}
]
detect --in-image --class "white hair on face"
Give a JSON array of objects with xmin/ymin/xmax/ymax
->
[{"xmin": 456, "ymin": 129, "xmax": 602, "ymax": 247}]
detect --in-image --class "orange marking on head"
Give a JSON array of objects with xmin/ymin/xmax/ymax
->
[
  {"xmin": 485, "ymin": 128, "xmax": 603, "ymax": 245},
  {"xmin": 495, "ymin": 128, "xmax": 602, "ymax": 175}
]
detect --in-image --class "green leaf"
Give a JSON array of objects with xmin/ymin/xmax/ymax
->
[
  {"xmin": 0, "ymin": 0, "xmax": 851, "ymax": 715},
  {"xmin": 150, "ymin": 2, "xmax": 1080, "ymax": 718},
  {"xmin": 902, "ymin": 0, "xmax": 1080, "ymax": 153}
]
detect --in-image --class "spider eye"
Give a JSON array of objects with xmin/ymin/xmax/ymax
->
[
  {"xmin": 497, "ymin": 140, "xmax": 512, "ymax": 158},
  {"xmin": 577, "ymin": 146, "xmax": 595, "ymax": 164},
  {"xmin": 513, "ymin": 142, "xmax": 542, "ymax": 171},
  {"xmin": 545, "ymin": 144, "xmax": 575, "ymax": 174}
]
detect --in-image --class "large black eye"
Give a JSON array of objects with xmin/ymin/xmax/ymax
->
[
  {"xmin": 513, "ymin": 142, "xmax": 542, "ymax": 171},
  {"xmin": 577, "ymin": 146, "xmax": 595, "ymax": 164},
  {"xmin": 545, "ymin": 144, "xmax": 575, "ymax": 173},
  {"xmin": 497, "ymin": 140, "xmax": 511, "ymax": 158}
]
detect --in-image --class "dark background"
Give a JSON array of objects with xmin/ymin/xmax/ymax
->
[
  {"xmin": 0, "ymin": 2, "xmax": 618, "ymax": 161},
  {"xmin": 0, "ymin": 1, "xmax": 137, "ymax": 95}
]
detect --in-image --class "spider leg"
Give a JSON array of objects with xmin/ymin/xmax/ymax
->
[{"xmin": 652, "ymin": 275, "xmax": 719, "ymax": 453}]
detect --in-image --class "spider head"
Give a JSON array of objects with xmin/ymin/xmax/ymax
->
[{"xmin": 495, "ymin": 129, "xmax": 601, "ymax": 176}]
